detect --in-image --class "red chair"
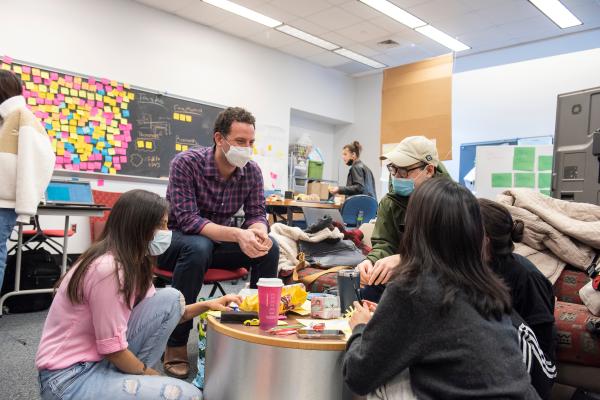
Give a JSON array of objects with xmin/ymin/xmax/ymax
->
[
  {"xmin": 90, "ymin": 190, "xmax": 123, "ymax": 242},
  {"xmin": 154, "ymin": 266, "xmax": 248, "ymax": 297}
]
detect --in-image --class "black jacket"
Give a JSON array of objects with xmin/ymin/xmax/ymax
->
[{"xmin": 338, "ymin": 160, "xmax": 376, "ymax": 198}]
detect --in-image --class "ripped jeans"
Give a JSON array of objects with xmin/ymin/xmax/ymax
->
[{"xmin": 38, "ymin": 288, "xmax": 201, "ymax": 400}]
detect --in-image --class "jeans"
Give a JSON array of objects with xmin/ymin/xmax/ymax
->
[
  {"xmin": 0, "ymin": 208, "xmax": 17, "ymax": 291},
  {"xmin": 38, "ymin": 288, "xmax": 201, "ymax": 400},
  {"xmin": 157, "ymin": 230, "xmax": 280, "ymax": 347}
]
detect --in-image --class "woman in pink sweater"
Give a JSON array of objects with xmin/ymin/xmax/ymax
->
[{"xmin": 36, "ymin": 189, "xmax": 240, "ymax": 399}]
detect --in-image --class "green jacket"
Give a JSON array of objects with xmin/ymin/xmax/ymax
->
[{"xmin": 366, "ymin": 164, "xmax": 451, "ymax": 264}]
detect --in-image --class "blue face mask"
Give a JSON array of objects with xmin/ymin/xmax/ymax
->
[{"xmin": 392, "ymin": 177, "xmax": 415, "ymax": 196}]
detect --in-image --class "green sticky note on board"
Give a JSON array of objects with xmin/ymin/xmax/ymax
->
[
  {"xmin": 538, "ymin": 155, "xmax": 553, "ymax": 171},
  {"xmin": 540, "ymin": 189, "xmax": 551, "ymax": 197},
  {"xmin": 514, "ymin": 173, "xmax": 535, "ymax": 188},
  {"xmin": 491, "ymin": 173, "xmax": 512, "ymax": 188},
  {"xmin": 538, "ymin": 173, "xmax": 551, "ymax": 188},
  {"xmin": 513, "ymin": 147, "xmax": 535, "ymax": 171}
]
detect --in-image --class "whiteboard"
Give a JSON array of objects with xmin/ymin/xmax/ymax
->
[{"xmin": 475, "ymin": 144, "xmax": 554, "ymax": 199}]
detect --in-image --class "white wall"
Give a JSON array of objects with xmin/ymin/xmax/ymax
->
[
  {"xmin": 289, "ymin": 113, "xmax": 337, "ymax": 181},
  {"xmin": 334, "ymin": 73, "xmax": 384, "ymax": 199},
  {"xmin": 0, "ymin": 0, "xmax": 354, "ymax": 252}
]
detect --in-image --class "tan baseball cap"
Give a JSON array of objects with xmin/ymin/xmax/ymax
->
[{"xmin": 380, "ymin": 136, "xmax": 439, "ymax": 167}]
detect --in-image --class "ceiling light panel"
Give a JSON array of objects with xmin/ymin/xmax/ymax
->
[
  {"xmin": 415, "ymin": 25, "xmax": 470, "ymax": 52},
  {"xmin": 276, "ymin": 25, "xmax": 340, "ymax": 51},
  {"xmin": 202, "ymin": 0, "xmax": 282, "ymax": 28},
  {"xmin": 334, "ymin": 48, "xmax": 386, "ymax": 69},
  {"xmin": 358, "ymin": 0, "xmax": 426, "ymax": 29},
  {"xmin": 528, "ymin": 0, "xmax": 582, "ymax": 29}
]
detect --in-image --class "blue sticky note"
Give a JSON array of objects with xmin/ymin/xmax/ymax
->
[
  {"xmin": 76, "ymin": 127, "xmax": 83, "ymax": 134},
  {"xmin": 106, "ymin": 155, "xmax": 112, "ymax": 162},
  {"xmin": 102, "ymin": 149, "xmax": 108, "ymax": 156},
  {"xmin": 101, "ymin": 166, "xmax": 108, "ymax": 173},
  {"xmin": 45, "ymin": 123, "xmax": 52, "ymax": 130},
  {"xmin": 122, "ymin": 110, "xmax": 130, "ymax": 117},
  {"xmin": 98, "ymin": 89, "xmax": 105, "ymax": 95},
  {"xmin": 93, "ymin": 149, "xmax": 100, "ymax": 154},
  {"xmin": 72, "ymin": 157, "xmax": 80, "ymax": 165}
]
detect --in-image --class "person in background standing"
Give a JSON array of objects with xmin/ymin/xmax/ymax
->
[
  {"xmin": 0, "ymin": 70, "xmax": 55, "ymax": 290},
  {"xmin": 329, "ymin": 141, "xmax": 376, "ymax": 199}
]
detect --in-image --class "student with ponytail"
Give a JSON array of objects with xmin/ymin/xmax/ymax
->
[
  {"xmin": 479, "ymin": 198, "xmax": 557, "ymax": 399},
  {"xmin": 329, "ymin": 140, "xmax": 376, "ymax": 198}
]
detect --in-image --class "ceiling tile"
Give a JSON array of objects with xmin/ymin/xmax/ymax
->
[
  {"xmin": 212, "ymin": 15, "xmax": 271, "ymax": 37},
  {"xmin": 389, "ymin": 0, "xmax": 433, "ymax": 8},
  {"xmin": 307, "ymin": 7, "xmax": 363, "ymax": 30},
  {"xmin": 475, "ymin": 1, "xmax": 541, "ymax": 26},
  {"xmin": 326, "ymin": 0, "xmax": 352, "ymax": 4},
  {"xmin": 278, "ymin": 41, "xmax": 329, "ymax": 58},
  {"xmin": 285, "ymin": 17, "xmax": 330, "ymax": 35},
  {"xmin": 174, "ymin": 1, "xmax": 231, "ymax": 27},
  {"xmin": 337, "ymin": 21, "xmax": 390, "ymax": 43},
  {"xmin": 269, "ymin": 0, "xmax": 332, "ymax": 18},
  {"xmin": 250, "ymin": 2, "xmax": 296, "ymax": 23},
  {"xmin": 306, "ymin": 51, "xmax": 351, "ymax": 67},
  {"xmin": 432, "ymin": 11, "xmax": 496, "ymax": 36},
  {"xmin": 333, "ymin": 61, "xmax": 374, "ymax": 75},
  {"xmin": 498, "ymin": 16, "xmax": 559, "ymax": 40},
  {"xmin": 458, "ymin": 0, "xmax": 519, "ymax": 11},
  {"xmin": 318, "ymin": 31, "xmax": 357, "ymax": 47},
  {"xmin": 343, "ymin": 43, "xmax": 381, "ymax": 57},
  {"xmin": 339, "ymin": 1, "xmax": 386, "ymax": 20},
  {"xmin": 135, "ymin": 0, "xmax": 195, "ymax": 13},
  {"xmin": 456, "ymin": 26, "xmax": 514, "ymax": 49},
  {"xmin": 248, "ymin": 29, "xmax": 297, "ymax": 48},
  {"xmin": 408, "ymin": 0, "xmax": 475, "ymax": 23},
  {"xmin": 233, "ymin": 0, "xmax": 271, "ymax": 9}
]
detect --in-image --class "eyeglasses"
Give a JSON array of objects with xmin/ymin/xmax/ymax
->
[{"xmin": 386, "ymin": 163, "xmax": 426, "ymax": 178}]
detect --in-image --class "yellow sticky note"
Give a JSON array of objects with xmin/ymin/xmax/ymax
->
[
  {"xmin": 79, "ymin": 90, "xmax": 87, "ymax": 98},
  {"xmin": 1, "ymin": 64, "xmax": 10, "ymax": 71},
  {"xmin": 21, "ymin": 74, "xmax": 31, "ymax": 82},
  {"xmin": 60, "ymin": 87, "xmax": 69, "ymax": 95},
  {"xmin": 56, "ymin": 147, "xmax": 65, "ymax": 156},
  {"xmin": 41, "ymin": 71, "xmax": 49, "ymax": 79},
  {"xmin": 137, "ymin": 140, "xmax": 144, "ymax": 148},
  {"xmin": 81, "ymin": 154, "xmax": 88, "ymax": 162},
  {"xmin": 145, "ymin": 141, "xmax": 153, "ymax": 150},
  {"xmin": 13, "ymin": 65, "xmax": 22, "ymax": 74},
  {"xmin": 108, "ymin": 148, "xmax": 116, "ymax": 155},
  {"xmin": 27, "ymin": 98, "xmax": 37, "ymax": 106},
  {"xmin": 175, "ymin": 144, "xmax": 182, "ymax": 151},
  {"xmin": 173, "ymin": 113, "xmax": 180, "ymax": 120},
  {"xmin": 74, "ymin": 76, "xmax": 82, "ymax": 84},
  {"xmin": 104, "ymin": 161, "xmax": 112, "ymax": 167},
  {"xmin": 39, "ymin": 85, "xmax": 48, "ymax": 93},
  {"xmin": 97, "ymin": 141, "xmax": 105, "ymax": 149},
  {"xmin": 107, "ymin": 134, "xmax": 114, "ymax": 141},
  {"xmin": 185, "ymin": 115, "xmax": 192, "ymax": 122},
  {"xmin": 128, "ymin": 93, "xmax": 135, "ymax": 100},
  {"xmin": 31, "ymin": 68, "xmax": 40, "ymax": 76},
  {"xmin": 109, "ymin": 168, "xmax": 116, "ymax": 175},
  {"xmin": 121, "ymin": 102, "xmax": 128, "ymax": 110},
  {"xmin": 182, "ymin": 145, "xmax": 188, "ymax": 151},
  {"xmin": 70, "ymin": 89, "xmax": 78, "ymax": 96}
]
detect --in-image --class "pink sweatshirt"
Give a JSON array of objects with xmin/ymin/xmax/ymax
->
[{"xmin": 35, "ymin": 254, "xmax": 155, "ymax": 370}]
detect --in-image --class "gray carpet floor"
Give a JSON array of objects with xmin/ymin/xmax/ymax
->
[{"xmin": 0, "ymin": 280, "xmax": 246, "ymax": 399}]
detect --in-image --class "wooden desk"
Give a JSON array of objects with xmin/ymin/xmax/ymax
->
[
  {"xmin": 266, "ymin": 199, "xmax": 341, "ymax": 226},
  {"xmin": 0, "ymin": 204, "xmax": 109, "ymax": 316},
  {"xmin": 204, "ymin": 314, "xmax": 361, "ymax": 400}
]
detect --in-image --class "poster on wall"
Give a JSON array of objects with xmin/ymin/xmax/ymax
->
[
  {"xmin": 475, "ymin": 144, "xmax": 554, "ymax": 199},
  {"xmin": 253, "ymin": 124, "xmax": 287, "ymax": 190}
]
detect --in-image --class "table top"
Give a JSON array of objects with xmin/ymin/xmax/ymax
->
[
  {"xmin": 266, "ymin": 199, "xmax": 341, "ymax": 210},
  {"xmin": 207, "ymin": 314, "xmax": 347, "ymax": 351},
  {"xmin": 37, "ymin": 204, "xmax": 110, "ymax": 217}
]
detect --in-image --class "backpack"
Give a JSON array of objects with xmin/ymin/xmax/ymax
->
[{"xmin": 1, "ymin": 248, "xmax": 61, "ymax": 313}]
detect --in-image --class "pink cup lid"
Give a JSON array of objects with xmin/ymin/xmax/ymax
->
[{"xmin": 257, "ymin": 278, "xmax": 283, "ymax": 287}]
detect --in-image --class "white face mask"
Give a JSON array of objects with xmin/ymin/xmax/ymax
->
[
  {"xmin": 222, "ymin": 139, "xmax": 252, "ymax": 168},
  {"xmin": 148, "ymin": 230, "xmax": 172, "ymax": 256}
]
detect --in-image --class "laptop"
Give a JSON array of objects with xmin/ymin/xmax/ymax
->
[
  {"xmin": 302, "ymin": 207, "xmax": 344, "ymax": 227},
  {"xmin": 44, "ymin": 180, "xmax": 101, "ymax": 207}
]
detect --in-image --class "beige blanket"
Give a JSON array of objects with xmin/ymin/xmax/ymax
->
[
  {"xmin": 269, "ymin": 223, "xmax": 344, "ymax": 273},
  {"xmin": 497, "ymin": 189, "xmax": 599, "ymax": 272}
]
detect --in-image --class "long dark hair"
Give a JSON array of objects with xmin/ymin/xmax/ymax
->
[
  {"xmin": 66, "ymin": 190, "xmax": 168, "ymax": 308},
  {"xmin": 393, "ymin": 178, "xmax": 511, "ymax": 320},
  {"xmin": 479, "ymin": 198, "xmax": 524, "ymax": 265}
]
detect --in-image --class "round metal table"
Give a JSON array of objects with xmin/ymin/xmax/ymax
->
[{"xmin": 204, "ymin": 315, "xmax": 361, "ymax": 400}]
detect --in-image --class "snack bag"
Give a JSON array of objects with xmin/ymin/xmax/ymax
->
[{"xmin": 240, "ymin": 283, "xmax": 307, "ymax": 314}]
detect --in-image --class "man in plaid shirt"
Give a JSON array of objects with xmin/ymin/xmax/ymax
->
[{"xmin": 158, "ymin": 107, "xmax": 279, "ymax": 378}]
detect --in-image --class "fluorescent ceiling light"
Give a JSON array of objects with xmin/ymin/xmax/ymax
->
[
  {"xmin": 415, "ymin": 25, "xmax": 470, "ymax": 52},
  {"xmin": 276, "ymin": 25, "xmax": 340, "ymax": 51},
  {"xmin": 528, "ymin": 0, "xmax": 582, "ymax": 29},
  {"xmin": 202, "ymin": 0, "xmax": 282, "ymax": 28},
  {"xmin": 359, "ymin": 0, "xmax": 426, "ymax": 29},
  {"xmin": 334, "ymin": 48, "xmax": 386, "ymax": 69}
]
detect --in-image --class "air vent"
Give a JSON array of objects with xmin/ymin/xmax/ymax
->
[{"xmin": 377, "ymin": 39, "xmax": 400, "ymax": 48}]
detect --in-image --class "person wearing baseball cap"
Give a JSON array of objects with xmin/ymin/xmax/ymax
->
[{"xmin": 357, "ymin": 136, "xmax": 450, "ymax": 301}]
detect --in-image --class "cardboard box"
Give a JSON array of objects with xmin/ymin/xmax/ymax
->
[{"xmin": 307, "ymin": 181, "xmax": 329, "ymax": 200}]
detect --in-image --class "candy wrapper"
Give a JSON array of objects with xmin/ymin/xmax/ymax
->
[{"xmin": 240, "ymin": 283, "xmax": 307, "ymax": 314}]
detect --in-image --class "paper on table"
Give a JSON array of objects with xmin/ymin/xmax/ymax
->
[{"xmin": 296, "ymin": 318, "xmax": 351, "ymax": 339}]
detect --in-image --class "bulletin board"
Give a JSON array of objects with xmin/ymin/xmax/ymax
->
[
  {"xmin": 0, "ymin": 55, "xmax": 223, "ymax": 178},
  {"xmin": 474, "ymin": 144, "xmax": 554, "ymax": 199}
]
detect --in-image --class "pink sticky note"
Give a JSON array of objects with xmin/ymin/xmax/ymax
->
[
  {"xmin": 57, "ymin": 94, "xmax": 65, "ymax": 101},
  {"xmin": 120, "ymin": 156, "xmax": 127, "ymax": 163},
  {"xmin": 88, "ymin": 78, "xmax": 96, "ymax": 85},
  {"xmin": 95, "ymin": 162, "xmax": 102, "ymax": 169},
  {"xmin": 96, "ymin": 101, "xmax": 104, "ymax": 108},
  {"xmin": 80, "ymin": 162, "xmax": 87, "ymax": 170},
  {"xmin": 64, "ymin": 75, "xmax": 73, "ymax": 82},
  {"xmin": 84, "ymin": 136, "xmax": 91, "ymax": 143},
  {"xmin": 33, "ymin": 76, "xmax": 42, "ymax": 84},
  {"xmin": 114, "ymin": 164, "xmax": 121, "ymax": 171},
  {"xmin": 22, "ymin": 90, "xmax": 30, "ymax": 97},
  {"xmin": 34, "ymin": 111, "xmax": 44, "ymax": 118},
  {"xmin": 116, "ymin": 96, "xmax": 123, "ymax": 103},
  {"xmin": 101, "ymin": 78, "xmax": 109, "ymax": 85},
  {"xmin": 73, "ymin": 83, "xmax": 81, "ymax": 90},
  {"xmin": 22, "ymin": 66, "xmax": 31, "ymax": 73},
  {"xmin": 2, "ymin": 55, "xmax": 13, "ymax": 64},
  {"xmin": 72, "ymin": 164, "xmax": 80, "ymax": 171},
  {"xmin": 123, "ymin": 142, "xmax": 128, "ymax": 149},
  {"xmin": 64, "ymin": 164, "xmax": 73, "ymax": 170},
  {"xmin": 116, "ymin": 85, "xmax": 123, "ymax": 91},
  {"xmin": 44, "ymin": 78, "xmax": 51, "ymax": 86},
  {"xmin": 50, "ymin": 72, "xmax": 58, "ymax": 80},
  {"xmin": 98, "ymin": 179, "xmax": 104, "ymax": 187}
]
